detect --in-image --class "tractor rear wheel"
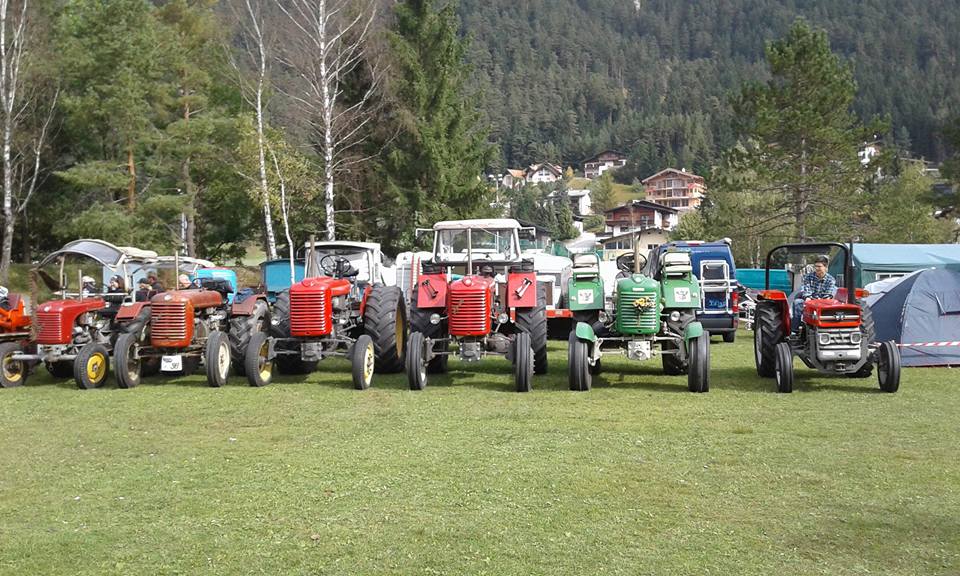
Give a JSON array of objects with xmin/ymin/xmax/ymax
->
[
  {"xmin": 406, "ymin": 331, "xmax": 428, "ymax": 391},
  {"xmin": 114, "ymin": 332, "xmax": 142, "ymax": 389},
  {"xmin": 351, "ymin": 334, "xmax": 375, "ymax": 390},
  {"xmin": 514, "ymin": 331, "xmax": 533, "ymax": 392},
  {"xmin": 774, "ymin": 341, "xmax": 794, "ymax": 393},
  {"xmin": 45, "ymin": 361, "xmax": 73, "ymax": 379},
  {"xmin": 0, "ymin": 342, "xmax": 27, "ymax": 388},
  {"xmin": 515, "ymin": 284, "xmax": 548, "ymax": 375},
  {"xmin": 363, "ymin": 285, "xmax": 407, "ymax": 373},
  {"xmin": 754, "ymin": 301, "xmax": 784, "ymax": 378},
  {"xmin": 878, "ymin": 340, "xmax": 901, "ymax": 393},
  {"xmin": 205, "ymin": 331, "xmax": 231, "ymax": 388},
  {"xmin": 687, "ymin": 333, "xmax": 710, "ymax": 393},
  {"xmin": 410, "ymin": 290, "xmax": 448, "ymax": 374},
  {"xmin": 567, "ymin": 330, "xmax": 591, "ymax": 392},
  {"xmin": 230, "ymin": 299, "xmax": 269, "ymax": 377},
  {"xmin": 74, "ymin": 343, "xmax": 110, "ymax": 390},
  {"xmin": 244, "ymin": 331, "xmax": 272, "ymax": 387}
]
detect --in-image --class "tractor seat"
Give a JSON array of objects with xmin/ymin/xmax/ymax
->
[
  {"xmin": 199, "ymin": 278, "xmax": 233, "ymax": 301},
  {"xmin": 660, "ymin": 252, "xmax": 693, "ymax": 276}
]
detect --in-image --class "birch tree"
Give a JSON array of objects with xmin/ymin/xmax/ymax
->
[
  {"xmin": 231, "ymin": 0, "xmax": 278, "ymax": 259},
  {"xmin": 278, "ymin": 0, "xmax": 380, "ymax": 241}
]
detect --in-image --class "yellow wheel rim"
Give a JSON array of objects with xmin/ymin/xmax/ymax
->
[
  {"xmin": 364, "ymin": 342, "xmax": 375, "ymax": 383},
  {"xmin": 257, "ymin": 340, "xmax": 272, "ymax": 381},
  {"xmin": 2, "ymin": 356, "xmax": 23, "ymax": 382},
  {"xmin": 86, "ymin": 353, "xmax": 106, "ymax": 383}
]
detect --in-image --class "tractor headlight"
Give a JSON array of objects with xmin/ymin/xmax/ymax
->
[
  {"xmin": 850, "ymin": 332, "xmax": 862, "ymax": 345},
  {"xmin": 497, "ymin": 312, "xmax": 509, "ymax": 324},
  {"xmin": 599, "ymin": 310, "xmax": 610, "ymax": 323},
  {"xmin": 430, "ymin": 313, "xmax": 442, "ymax": 325},
  {"xmin": 818, "ymin": 332, "xmax": 831, "ymax": 346},
  {"xmin": 669, "ymin": 311, "xmax": 680, "ymax": 322}
]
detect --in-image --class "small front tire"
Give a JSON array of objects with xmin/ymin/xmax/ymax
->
[
  {"xmin": 205, "ymin": 331, "xmax": 231, "ymax": 388},
  {"xmin": 514, "ymin": 331, "xmax": 533, "ymax": 393},
  {"xmin": 0, "ymin": 342, "xmax": 27, "ymax": 388},
  {"xmin": 114, "ymin": 332, "xmax": 142, "ymax": 389},
  {"xmin": 878, "ymin": 340, "xmax": 901, "ymax": 393},
  {"xmin": 567, "ymin": 330, "xmax": 591, "ymax": 392},
  {"xmin": 244, "ymin": 331, "xmax": 273, "ymax": 387},
  {"xmin": 774, "ymin": 341, "xmax": 794, "ymax": 393},
  {"xmin": 74, "ymin": 343, "xmax": 110, "ymax": 390},
  {"xmin": 351, "ymin": 334, "xmax": 375, "ymax": 390},
  {"xmin": 406, "ymin": 331, "xmax": 428, "ymax": 391}
]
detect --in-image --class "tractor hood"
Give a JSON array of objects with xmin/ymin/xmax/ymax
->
[
  {"xmin": 34, "ymin": 298, "xmax": 108, "ymax": 345},
  {"xmin": 292, "ymin": 276, "xmax": 352, "ymax": 297},
  {"xmin": 449, "ymin": 275, "xmax": 496, "ymax": 293},
  {"xmin": 151, "ymin": 290, "xmax": 224, "ymax": 309}
]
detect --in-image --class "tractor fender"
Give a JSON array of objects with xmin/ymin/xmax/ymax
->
[
  {"xmin": 115, "ymin": 301, "xmax": 150, "ymax": 322},
  {"xmin": 574, "ymin": 321, "xmax": 597, "ymax": 342},
  {"xmin": 230, "ymin": 294, "xmax": 267, "ymax": 316},
  {"xmin": 683, "ymin": 321, "xmax": 704, "ymax": 341},
  {"xmin": 358, "ymin": 284, "xmax": 373, "ymax": 317}
]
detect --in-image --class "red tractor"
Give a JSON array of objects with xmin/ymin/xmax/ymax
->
[
  {"xmin": 3, "ymin": 240, "xmax": 159, "ymax": 389},
  {"xmin": 753, "ymin": 242, "xmax": 900, "ymax": 393},
  {"xmin": 405, "ymin": 219, "xmax": 548, "ymax": 392},
  {"xmin": 242, "ymin": 241, "xmax": 406, "ymax": 389},
  {"xmin": 113, "ymin": 266, "xmax": 270, "ymax": 388},
  {"xmin": 0, "ymin": 289, "xmax": 34, "ymax": 388}
]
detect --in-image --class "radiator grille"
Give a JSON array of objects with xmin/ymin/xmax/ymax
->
[
  {"xmin": 290, "ymin": 291, "xmax": 329, "ymax": 336},
  {"xmin": 616, "ymin": 290, "xmax": 659, "ymax": 334},
  {"xmin": 35, "ymin": 310, "xmax": 65, "ymax": 344},
  {"xmin": 151, "ymin": 302, "xmax": 188, "ymax": 342},
  {"xmin": 448, "ymin": 288, "xmax": 488, "ymax": 336}
]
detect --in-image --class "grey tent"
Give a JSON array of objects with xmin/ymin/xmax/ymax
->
[{"xmin": 866, "ymin": 267, "xmax": 960, "ymax": 367}]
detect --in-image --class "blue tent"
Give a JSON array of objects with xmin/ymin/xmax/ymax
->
[{"xmin": 866, "ymin": 267, "xmax": 960, "ymax": 367}]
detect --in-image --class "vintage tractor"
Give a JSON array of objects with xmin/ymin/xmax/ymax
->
[
  {"xmin": 243, "ymin": 240, "xmax": 407, "ymax": 389},
  {"xmin": 405, "ymin": 219, "xmax": 548, "ymax": 392},
  {"xmin": 753, "ymin": 243, "xmax": 900, "ymax": 393},
  {"xmin": 113, "ymin": 264, "xmax": 270, "ymax": 388},
  {"xmin": 5, "ymin": 240, "xmax": 159, "ymax": 389},
  {"xmin": 567, "ymin": 242, "xmax": 711, "ymax": 393},
  {"xmin": 0, "ymin": 289, "xmax": 35, "ymax": 388}
]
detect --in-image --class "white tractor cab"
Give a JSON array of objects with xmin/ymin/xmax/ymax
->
[{"xmin": 406, "ymin": 218, "xmax": 548, "ymax": 392}]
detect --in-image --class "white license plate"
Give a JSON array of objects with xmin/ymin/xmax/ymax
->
[{"xmin": 161, "ymin": 355, "xmax": 183, "ymax": 372}]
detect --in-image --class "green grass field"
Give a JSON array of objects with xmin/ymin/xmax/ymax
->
[{"xmin": 1, "ymin": 333, "xmax": 958, "ymax": 575}]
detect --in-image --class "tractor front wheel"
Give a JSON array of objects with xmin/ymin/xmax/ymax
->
[
  {"xmin": 351, "ymin": 334, "xmax": 375, "ymax": 390},
  {"xmin": 230, "ymin": 299, "xmax": 270, "ymax": 377},
  {"xmin": 244, "ymin": 331, "xmax": 272, "ymax": 387},
  {"xmin": 878, "ymin": 340, "xmax": 901, "ymax": 393},
  {"xmin": 515, "ymin": 284, "xmax": 548, "ymax": 375},
  {"xmin": 406, "ymin": 331, "xmax": 428, "ymax": 391},
  {"xmin": 0, "ymin": 342, "xmax": 27, "ymax": 388},
  {"xmin": 687, "ymin": 333, "xmax": 710, "ymax": 393},
  {"xmin": 74, "ymin": 343, "xmax": 110, "ymax": 390},
  {"xmin": 114, "ymin": 332, "xmax": 142, "ymax": 389},
  {"xmin": 774, "ymin": 341, "xmax": 794, "ymax": 393},
  {"xmin": 567, "ymin": 330, "xmax": 592, "ymax": 392},
  {"xmin": 205, "ymin": 331, "xmax": 231, "ymax": 388},
  {"xmin": 514, "ymin": 331, "xmax": 533, "ymax": 393}
]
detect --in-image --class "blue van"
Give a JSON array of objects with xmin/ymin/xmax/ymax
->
[{"xmin": 647, "ymin": 240, "xmax": 739, "ymax": 342}]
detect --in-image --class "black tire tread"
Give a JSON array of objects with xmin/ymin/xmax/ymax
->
[{"xmin": 363, "ymin": 285, "xmax": 407, "ymax": 373}]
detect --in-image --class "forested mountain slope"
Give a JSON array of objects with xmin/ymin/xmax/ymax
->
[{"xmin": 458, "ymin": 0, "xmax": 960, "ymax": 175}]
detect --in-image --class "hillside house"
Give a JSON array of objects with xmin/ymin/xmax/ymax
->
[
  {"xmin": 501, "ymin": 168, "xmax": 527, "ymax": 189},
  {"xmin": 604, "ymin": 200, "xmax": 678, "ymax": 236},
  {"xmin": 642, "ymin": 168, "xmax": 705, "ymax": 213},
  {"xmin": 583, "ymin": 150, "xmax": 627, "ymax": 179},
  {"xmin": 546, "ymin": 188, "xmax": 592, "ymax": 216},
  {"xmin": 600, "ymin": 229, "xmax": 672, "ymax": 261},
  {"xmin": 525, "ymin": 163, "xmax": 563, "ymax": 184}
]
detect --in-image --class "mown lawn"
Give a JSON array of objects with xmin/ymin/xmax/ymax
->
[{"xmin": 1, "ymin": 332, "xmax": 958, "ymax": 575}]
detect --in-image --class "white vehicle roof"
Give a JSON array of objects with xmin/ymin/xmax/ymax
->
[
  {"xmin": 39, "ymin": 239, "xmax": 159, "ymax": 267},
  {"xmin": 433, "ymin": 218, "xmax": 522, "ymax": 231},
  {"xmin": 304, "ymin": 240, "xmax": 381, "ymax": 252}
]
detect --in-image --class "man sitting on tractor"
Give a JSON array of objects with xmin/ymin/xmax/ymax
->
[{"xmin": 792, "ymin": 254, "xmax": 837, "ymax": 332}]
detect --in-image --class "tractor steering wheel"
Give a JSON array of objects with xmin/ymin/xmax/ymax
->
[
  {"xmin": 616, "ymin": 252, "xmax": 647, "ymax": 274},
  {"xmin": 320, "ymin": 255, "xmax": 356, "ymax": 278}
]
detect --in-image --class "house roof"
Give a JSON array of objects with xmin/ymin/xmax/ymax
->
[
  {"xmin": 526, "ymin": 163, "xmax": 562, "ymax": 176},
  {"xmin": 507, "ymin": 169, "xmax": 525, "ymax": 179},
  {"xmin": 601, "ymin": 228, "xmax": 671, "ymax": 243},
  {"xmin": 583, "ymin": 149, "xmax": 626, "ymax": 164},
  {"xmin": 641, "ymin": 167, "xmax": 704, "ymax": 184},
  {"xmin": 604, "ymin": 199, "xmax": 678, "ymax": 215}
]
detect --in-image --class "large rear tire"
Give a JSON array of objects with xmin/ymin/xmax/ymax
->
[
  {"xmin": 754, "ymin": 301, "xmax": 784, "ymax": 378},
  {"xmin": 687, "ymin": 333, "xmax": 710, "ymax": 393},
  {"xmin": 515, "ymin": 283, "xmax": 548, "ymax": 375},
  {"xmin": 514, "ymin": 331, "xmax": 533, "ymax": 392},
  {"xmin": 363, "ymin": 285, "xmax": 407, "ymax": 373},
  {"xmin": 244, "ymin": 331, "xmax": 272, "ymax": 387},
  {"xmin": 0, "ymin": 342, "xmax": 27, "ymax": 388},
  {"xmin": 204, "ymin": 331, "xmax": 231, "ymax": 388},
  {"xmin": 406, "ymin": 331, "xmax": 428, "ymax": 391},
  {"xmin": 229, "ymin": 299, "xmax": 269, "ymax": 377},
  {"xmin": 351, "ymin": 334, "xmax": 375, "ymax": 390},
  {"xmin": 878, "ymin": 340, "xmax": 901, "ymax": 393},
  {"xmin": 74, "ymin": 343, "xmax": 110, "ymax": 390},
  {"xmin": 567, "ymin": 330, "xmax": 591, "ymax": 392},
  {"xmin": 114, "ymin": 332, "xmax": 142, "ymax": 389},
  {"xmin": 774, "ymin": 341, "xmax": 794, "ymax": 393}
]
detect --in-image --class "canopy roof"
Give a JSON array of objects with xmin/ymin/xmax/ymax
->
[
  {"xmin": 852, "ymin": 243, "xmax": 960, "ymax": 267},
  {"xmin": 305, "ymin": 240, "xmax": 381, "ymax": 253},
  {"xmin": 39, "ymin": 239, "xmax": 158, "ymax": 268},
  {"xmin": 433, "ymin": 218, "xmax": 521, "ymax": 231}
]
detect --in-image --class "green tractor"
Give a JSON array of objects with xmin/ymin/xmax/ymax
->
[{"xmin": 567, "ymin": 242, "xmax": 711, "ymax": 392}]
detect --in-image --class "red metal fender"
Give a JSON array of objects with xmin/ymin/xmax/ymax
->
[
  {"xmin": 358, "ymin": 285, "xmax": 372, "ymax": 317},
  {"xmin": 507, "ymin": 272, "xmax": 537, "ymax": 309},
  {"xmin": 230, "ymin": 294, "xmax": 267, "ymax": 316},
  {"xmin": 115, "ymin": 301, "xmax": 150, "ymax": 322},
  {"xmin": 415, "ymin": 273, "xmax": 447, "ymax": 308}
]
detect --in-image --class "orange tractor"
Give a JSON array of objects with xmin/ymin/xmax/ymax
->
[{"xmin": 0, "ymin": 288, "xmax": 33, "ymax": 387}]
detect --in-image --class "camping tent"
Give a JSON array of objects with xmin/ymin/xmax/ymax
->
[
  {"xmin": 830, "ymin": 243, "xmax": 960, "ymax": 287},
  {"xmin": 866, "ymin": 267, "xmax": 960, "ymax": 367}
]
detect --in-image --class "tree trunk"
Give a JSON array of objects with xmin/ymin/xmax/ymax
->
[
  {"xmin": 127, "ymin": 146, "xmax": 137, "ymax": 210},
  {"xmin": 320, "ymin": 5, "xmax": 336, "ymax": 242},
  {"xmin": 256, "ymin": 86, "xmax": 278, "ymax": 259},
  {"xmin": 1, "ymin": 103, "xmax": 12, "ymax": 284}
]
